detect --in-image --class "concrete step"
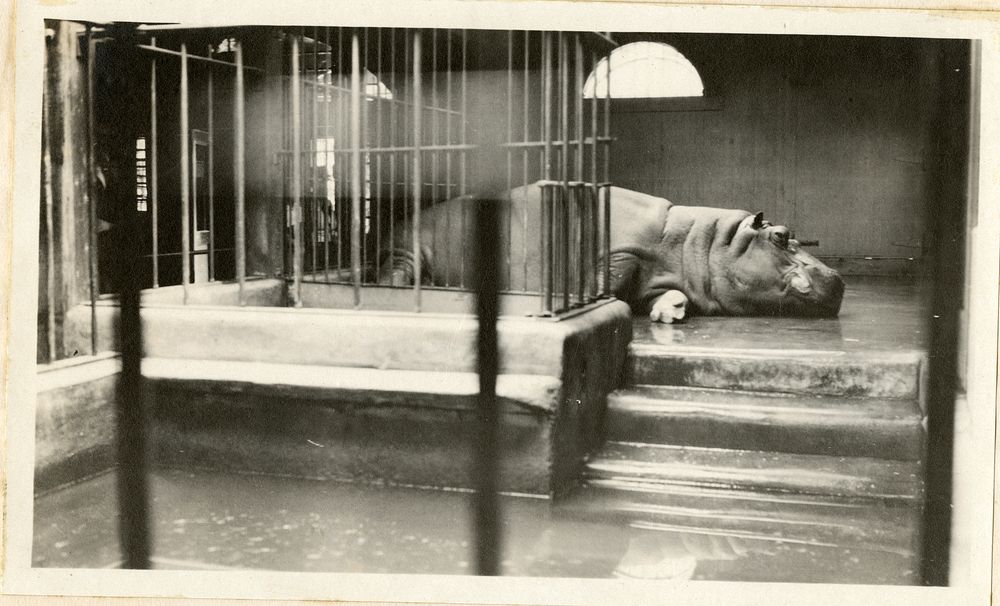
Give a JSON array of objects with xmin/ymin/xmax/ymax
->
[
  {"xmin": 606, "ymin": 385, "xmax": 924, "ymax": 460},
  {"xmin": 584, "ymin": 442, "xmax": 924, "ymax": 504},
  {"xmin": 142, "ymin": 358, "xmax": 564, "ymax": 495},
  {"xmin": 556, "ymin": 481, "xmax": 922, "ymax": 555},
  {"xmin": 628, "ymin": 343, "xmax": 924, "ymax": 399}
]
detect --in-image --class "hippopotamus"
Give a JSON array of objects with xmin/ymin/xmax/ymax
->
[{"xmin": 378, "ymin": 182, "xmax": 844, "ymax": 322}]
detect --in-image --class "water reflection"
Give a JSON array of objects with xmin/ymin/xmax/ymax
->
[{"xmin": 33, "ymin": 468, "xmax": 916, "ymax": 583}]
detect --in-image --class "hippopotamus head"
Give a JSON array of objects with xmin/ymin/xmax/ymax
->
[{"xmin": 718, "ymin": 212, "xmax": 844, "ymax": 317}]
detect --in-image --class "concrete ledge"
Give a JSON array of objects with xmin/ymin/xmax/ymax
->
[
  {"xmin": 143, "ymin": 358, "xmax": 562, "ymax": 414},
  {"xmin": 146, "ymin": 366, "xmax": 558, "ymax": 494},
  {"xmin": 35, "ymin": 353, "xmax": 120, "ymax": 494},
  {"xmin": 51, "ymin": 299, "xmax": 633, "ymax": 495}
]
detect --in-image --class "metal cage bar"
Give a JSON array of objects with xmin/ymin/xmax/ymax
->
[
  {"xmin": 412, "ymin": 30, "xmax": 423, "ymax": 311},
  {"xmin": 179, "ymin": 43, "xmax": 191, "ymax": 304},
  {"xmin": 149, "ymin": 38, "xmax": 159, "ymax": 288},
  {"xmin": 351, "ymin": 33, "xmax": 363, "ymax": 307},
  {"xmin": 207, "ymin": 45, "xmax": 216, "ymax": 282},
  {"xmin": 85, "ymin": 28, "xmax": 98, "ymax": 351},
  {"xmin": 291, "ymin": 35, "xmax": 304, "ymax": 306},
  {"xmin": 234, "ymin": 40, "xmax": 247, "ymax": 304}
]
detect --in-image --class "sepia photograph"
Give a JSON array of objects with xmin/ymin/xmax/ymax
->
[{"xmin": 2, "ymin": 1, "xmax": 998, "ymax": 605}]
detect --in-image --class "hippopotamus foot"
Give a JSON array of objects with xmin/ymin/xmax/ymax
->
[{"xmin": 649, "ymin": 290, "xmax": 688, "ymax": 324}]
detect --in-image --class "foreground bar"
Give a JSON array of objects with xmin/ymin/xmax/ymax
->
[{"xmin": 234, "ymin": 40, "xmax": 247, "ymax": 304}]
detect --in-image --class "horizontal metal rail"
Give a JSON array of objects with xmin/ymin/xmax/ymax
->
[{"xmin": 136, "ymin": 43, "xmax": 263, "ymax": 72}]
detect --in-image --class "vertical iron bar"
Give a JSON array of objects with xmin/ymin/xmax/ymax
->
[
  {"xmin": 467, "ymin": 32, "xmax": 506, "ymax": 578},
  {"xmin": 323, "ymin": 26, "xmax": 331, "ymax": 281},
  {"xmin": 351, "ymin": 33, "xmax": 363, "ymax": 307},
  {"xmin": 388, "ymin": 28, "xmax": 396, "ymax": 280},
  {"xmin": 541, "ymin": 31, "xmax": 553, "ymax": 314},
  {"xmin": 473, "ymin": 186, "xmax": 502, "ymax": 579},
  {"xmin": 444, "ymin": 29, "xmax": 453, "ymax": 287},
  {"xmin": 412, "ymin": 30, "xmax": 423, "ymax": 310},
  {"xmin": 521, "ymin": 31, "xmax": 529, "ymax": 292},
  {"xmin": 559, "ymin": 33, "xmax": 570, "ymax": 312},
  {"xmin": 150, "ymin": 39, "xmax": 159, "ymax": 288},
  {"xmin": 180, "ymin": 43, "xmax": 190, "ymax": 304},
  {"xmin": 234, "ymin": 40, "xmax": 246, "ymax": 304},
  {"xmin": 505, "ymin": 30, "xmax": 513, "ymax": 287},
  {"xmin": 42, "ymin": 55, "xmax": 56, "ymax": 362},
  {"xmin": 603, "ymin": 50, "xmax": 611, "ymax": 297},
  {"xmin": 590, "ymin": 47, "xmax": 598, "ymax": 301},
  {"xmin": 431, "ymin": 28, "xmax": 438, "ymax": 283},
  {"xmin": 312, "ymin": 27, "xmax": 319, "ymax": 280},
  {"xmin": 115, "ymin": 30, "xmax": 152, "ymax": 570},
  {"xmin": 402, "ymin": 29, "xmax": 409, "ymax": 277},
  {"xmin": 207, "ymin": 46, "xmax": 216, "ymax": 281},
  {"xmin": 336, "ymin": 28, "xmax": 344, "ymax": 274},
  {"xmin": 361, "ymin": 28, "xmax": 369, "ymax": 280},
  {"xmin": 375, "ymin": 28, "xmax": 383, "ymax": 284},
  {"xmin": 575, "ymin": 35, "xmax": 585, "ymax": 304},
  {"xmin": 85, "ymin": 29, "xmax": 98, "ymax": 352},
  {"xmin": 459, "ymin": 29, "xmax": 467, "ymax": 287},
  {"xmin": 291, "ymin": 35, "xmax": 303, "ymax": 306},
  {"xmin": 919, "ymin": 39, "xmax": 972, "ymax": 586}
]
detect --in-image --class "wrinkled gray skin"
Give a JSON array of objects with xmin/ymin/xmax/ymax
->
[{"xmin": 379, "ymin": 182, "xmax": 844, "ymax": 319}]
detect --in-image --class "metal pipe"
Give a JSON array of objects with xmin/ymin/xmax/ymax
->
[
  {"xmin": 150, "ymin": 39, "xmax": 159, "ymax": 288},
  {"xmin": 207, "ymin": 45, "xmax": 216, "ymax": 282},
  {"xmin": 412, "ymin": 31, "xmax": 423, "ymax": 310},
  {"xmin": 180, "ymin": 43, "xmax": 191, "ymax": 304},
  {"xmin": 351, "ymin": 33, "xmax": 363, "ymax": 307},
  {"xmin": 291, "ymin": 35, "xmax": 303, "ymax": 306},
  {"xmin": 234, "ymin": 40, "xmax": 247, "ymax": 304},
  {"xmin": 85, "ymin": 29, "xmax": 98, "ymax": 352},
  {"xmin": 42, "ymin": 56, "xmax": 56, "ymax": 362}
]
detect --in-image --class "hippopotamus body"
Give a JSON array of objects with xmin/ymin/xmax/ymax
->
[{"xmin": 379, "ymin": 183, "xmax": 844, "ymax": 322}]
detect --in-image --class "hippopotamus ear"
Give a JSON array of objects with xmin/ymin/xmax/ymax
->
[{"xmin": 752, "ymin": 212, "xmax": 765, "ymax": 230}]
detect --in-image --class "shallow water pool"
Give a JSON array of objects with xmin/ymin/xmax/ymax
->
[{"xmin": 33, "ymin": 467, "xmax": 918, "ymax": 584}]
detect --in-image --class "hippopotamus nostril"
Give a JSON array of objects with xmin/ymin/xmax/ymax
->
[{"xmin": 770, "ymin": 226, "xmax": 791, "ymax": 248}]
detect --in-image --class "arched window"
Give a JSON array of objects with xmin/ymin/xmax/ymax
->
[{"xmin": 584, "ymin": 42, "xmax": 704, "ymax": 99}]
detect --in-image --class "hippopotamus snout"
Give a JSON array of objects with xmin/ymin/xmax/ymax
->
[{"xmin": 795, "ymin": 260, "xmax": 844, "ymax": 317}]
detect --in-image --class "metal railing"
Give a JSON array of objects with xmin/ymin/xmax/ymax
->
[{"xmin": 281, "ymin": 28, "xmax": 615, "ymax": 316}]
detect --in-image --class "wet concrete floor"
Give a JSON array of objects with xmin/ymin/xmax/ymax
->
[
  {"xmin": 34, "ymin": 468, "xmax": 917, "ymax": 583},
  {"xmin": 634, "ymin": 276, "xmax": 929, "ymax": 352}
]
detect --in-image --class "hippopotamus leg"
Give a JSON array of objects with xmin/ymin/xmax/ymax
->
[
  {"xmin": 649, "ymin": 290, "xmax": 688, "ymax": 324},
  {"xmin": 603, "ymin": 250, "xmax": 644, "ymax": 309},
  {"xmin": 377, "ymin": 249, "xmax": 429, "ymax": 286}
]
